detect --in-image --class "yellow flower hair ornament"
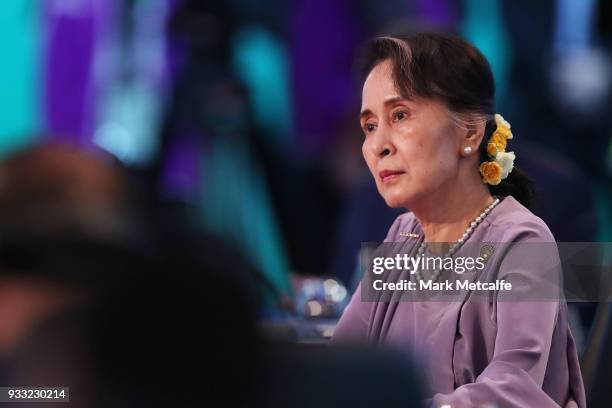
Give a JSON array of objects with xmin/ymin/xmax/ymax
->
[{"xmin": 480, "ymin": 114, "xmax": 515, "ymax": 185}]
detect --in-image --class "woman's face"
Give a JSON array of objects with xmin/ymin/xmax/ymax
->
[{"xmin": 360, "ymin": 59, "xmax": 463, "ymax": 208}]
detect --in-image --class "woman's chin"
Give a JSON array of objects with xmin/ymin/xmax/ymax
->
[
  {"xmin": 376, "ymin": 181, "xmax": 416, "ymax": 209},
  {"xmin": 381, "ymin": 193, "xmax": 410, "ymax": 209}
]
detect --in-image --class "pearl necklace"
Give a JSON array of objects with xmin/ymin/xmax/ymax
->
[{"xmin": 413, "ymin": 198, "xmax": 500, "ymax": 282}]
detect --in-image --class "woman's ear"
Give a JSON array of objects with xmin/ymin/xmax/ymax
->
[{"xmin": 463, "ymin": 115, "xmax": 486, "ymax": 148}]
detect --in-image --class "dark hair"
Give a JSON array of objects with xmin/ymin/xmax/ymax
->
[{"xmin": 360, "ymin": 32, "xmax": 534, "ymax": 209}]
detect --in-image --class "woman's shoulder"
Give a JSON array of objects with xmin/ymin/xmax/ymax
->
[{"xmin": 484, "ymin": 195, "xmax": 556, "ymax": 243}]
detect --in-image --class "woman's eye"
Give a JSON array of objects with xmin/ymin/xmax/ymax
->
[
  {"xmin": 392, "ymin": 111, "xmax": 408, "ymax": 122},
  {"xmin": 393, "ymin": 112, "xmax": 407, "ymax": 122},
  {"xmin": 364, "ymin": 123, "xmax": 377, "ymax": 133}
]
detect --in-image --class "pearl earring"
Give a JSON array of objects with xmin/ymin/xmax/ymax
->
[{"xmin": 463, "ymin": 146, "xmax": 472, "ymax": 155}]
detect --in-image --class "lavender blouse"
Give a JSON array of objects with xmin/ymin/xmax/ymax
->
[{"xmin": 332, "ymin": 195, "xmax": 586, "ymax": 408}]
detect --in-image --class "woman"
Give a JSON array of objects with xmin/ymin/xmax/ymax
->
[{"xmin": 332, "ymin": 33, "xmax": 586, "ymax": 408}]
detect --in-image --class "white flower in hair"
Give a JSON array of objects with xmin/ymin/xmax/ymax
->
[
  {"xmin": 494, "ymin": 113, "xmax": 513, "ymax": 140},
  {"xmin": 494, "ymin": 113, "xmax": 511, "ymax": 129},
  {"xmin": 495, "ymin": 151, "xmax": 515, "ymax": 179}
]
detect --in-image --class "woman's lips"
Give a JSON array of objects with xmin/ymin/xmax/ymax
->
[{"xmin": 379, "ymin": 169, "xmax": 405, "ymax": 183}]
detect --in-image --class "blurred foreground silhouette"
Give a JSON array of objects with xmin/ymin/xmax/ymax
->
[{"xmin": 0, "ymin": 144, "xmax": 421, "ymax": 407}]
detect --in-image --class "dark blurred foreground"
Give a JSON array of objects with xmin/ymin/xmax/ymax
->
[{"xmin": 0, "ymin": 144, "xmax": 422, "ymax": 407}]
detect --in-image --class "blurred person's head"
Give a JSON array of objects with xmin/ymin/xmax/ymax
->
[
  {"xmin": 358, "ymin": 33, "xmax": 534, "ymax": 212},
  {"xmin": 0, "ymin": 144, "xmax": 140, "ymax": 407},
  {"xmin": 0, "ymin": 143, "xmax": 142, "ymax": 355},
  {"xmin": 0, "ymin": 143, "xmax": 138, "ymax": 240},
  {"xmin": 0, "ymin": 143, "xmax": 263, "ymax": 407}
]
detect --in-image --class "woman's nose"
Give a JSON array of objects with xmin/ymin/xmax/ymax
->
[
  {"xmin": 372, "ymin": 130, "xmax": 394, "ymax": 158},
  {"xmin": 379, "ymin": 146, "xmax": 391, "ymax": 157}
]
